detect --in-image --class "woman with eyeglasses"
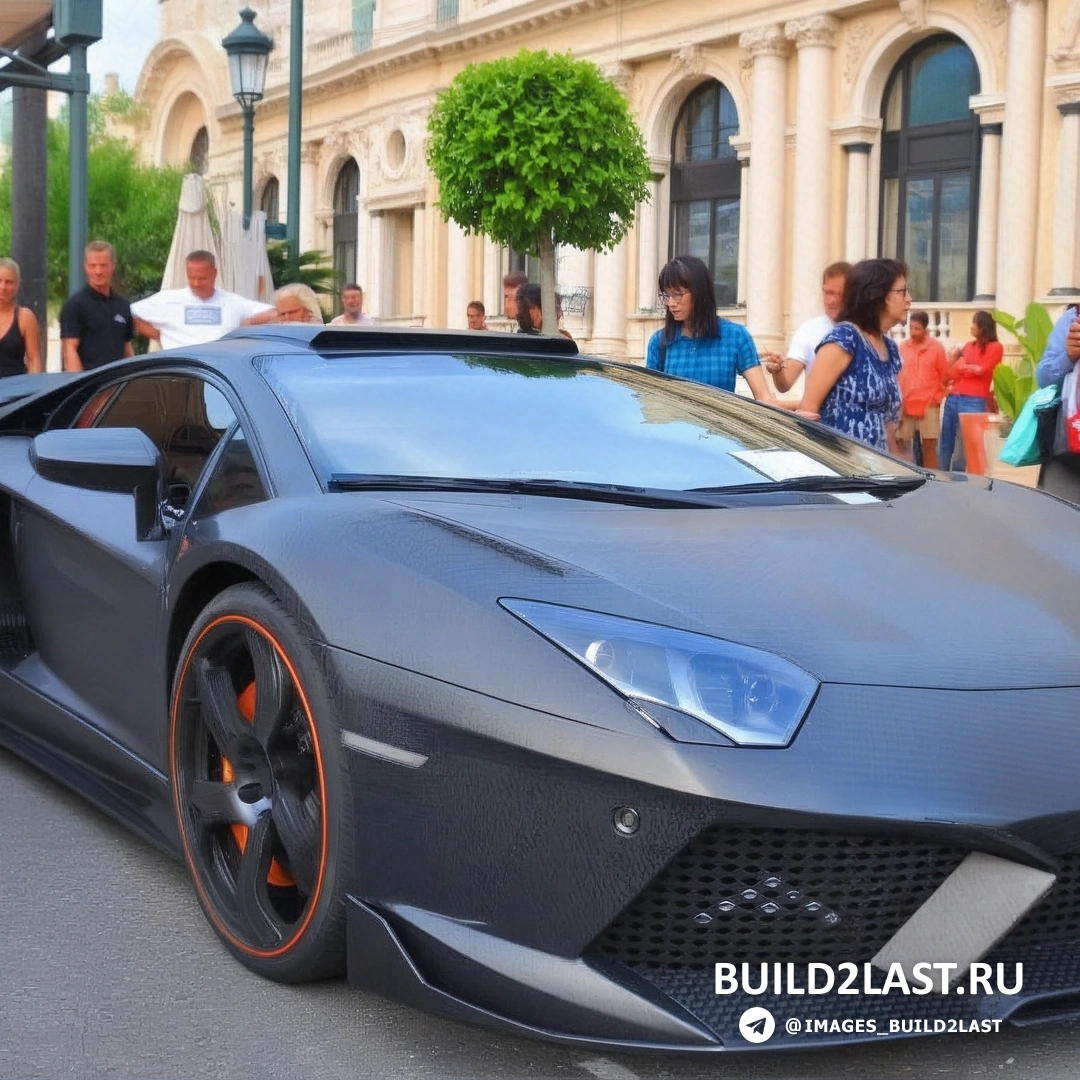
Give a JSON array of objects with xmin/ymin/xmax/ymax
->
[
  {"xmin": 938, "ymin": 310, "xmax": 1003, "ymax": 471},
  {"xmin": 797, "ymin": 258, "xmax": 908, "ymax": 453},
  {"xmin": 646, "ymin": 256, "xmax": 775, "ymax": 401}
]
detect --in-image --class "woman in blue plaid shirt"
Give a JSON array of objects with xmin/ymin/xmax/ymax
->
[{"xmin": 645, "ymin": 256, "xmax": 775, "ymax": 403}]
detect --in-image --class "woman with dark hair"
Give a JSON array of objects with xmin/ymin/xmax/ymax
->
[
  {"xmin": 797, "ymin": 258, "xmax": 908, "ymax": 452},
  {"xmin": 939, "ymin": 310, "xmax": 1003, "ymax": 471},
  {"xmin": 515, "ymin": 283, "xmax": 573, "ymax": 339},
  {"xmin": 645, "ymin": 255, "xmax": 773, "ymax": 400}
]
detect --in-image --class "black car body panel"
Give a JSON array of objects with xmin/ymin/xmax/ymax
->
[{"xmin": 2, "ymin": 329, "xmax": 1080, "ymax": 1051}]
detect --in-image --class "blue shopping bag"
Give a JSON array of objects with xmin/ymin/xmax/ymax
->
[{"xmin": 999, "ymin": 383, "xmax": 1062, "ymax": 467}]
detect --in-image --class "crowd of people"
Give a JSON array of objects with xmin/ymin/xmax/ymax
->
[{"xmin": 1, "ymin": 239, "xmax": 1078, "ymax": 501}]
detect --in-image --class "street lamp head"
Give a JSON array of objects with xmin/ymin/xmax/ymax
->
[{"xmin": 222, "ymin": 8, "xmax": 274, "ymax": 111}]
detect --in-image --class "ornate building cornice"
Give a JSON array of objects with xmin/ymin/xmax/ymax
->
[{"xmin": 221, "ymin": 0, "xmax": 618, "ymax": 121}]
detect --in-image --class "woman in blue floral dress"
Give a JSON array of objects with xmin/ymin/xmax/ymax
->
[{"xmin": 798, "ymin": 258, "xmax": 910, "ymax": 453}]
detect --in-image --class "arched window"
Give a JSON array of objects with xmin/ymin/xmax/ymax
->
[
  {"xmin": 260, "ymin": 177, "xmax": 279, "ymax": 223},
  {"xmin": 332, "ymin": 160, "xmax": 360, "ymax": 313},
  {"xmin": 670, "ymin": 81, "xmax": 741, "ymax": 307},
  {"xmin": 189, "ymin": 127, "xmax": 209, "ymax": 175},
  {"xmin": 879, "ymin": 35, "xmax": 980, "ymax": 302}
]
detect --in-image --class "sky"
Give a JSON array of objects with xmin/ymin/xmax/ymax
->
[
  {"xmin": 0, "ymin": 0, "xmax": 160, "ymax": 144},
  {"xmin": 86, "ymin": 0, "xmax": 162, "ymax": 93}
]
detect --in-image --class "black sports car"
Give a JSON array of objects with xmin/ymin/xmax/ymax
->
[{"xmin": 2, "ymin": 326, "xmax": 1080, "ymax": 1052}]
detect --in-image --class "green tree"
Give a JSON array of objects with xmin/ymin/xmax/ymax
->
[
  {"xmin": 427, "ymin": 49, "xmax": 651, "ymax": 334},
  {"xmin": 0, "ymin": 98, "xmax": 184, "ymax": 307}
]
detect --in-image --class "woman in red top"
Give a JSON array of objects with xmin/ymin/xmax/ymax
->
[{"xmin": 938, "ymin": 310, "xmax": 1003, "ymax": 471}]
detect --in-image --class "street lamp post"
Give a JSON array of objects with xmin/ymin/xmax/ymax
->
[
  {"xmin": 286, "ymin": 0, "xmax": 304, "ymax": 278},
  {"xmin": 222, "ymin": 8, "xmax": 274, "ymax": 231}
]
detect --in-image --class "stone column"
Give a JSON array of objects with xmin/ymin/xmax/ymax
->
[
  {"xmin": 995, "ymin": 0, "xmax": 1046, "ymax": 316},
  {"xmin": 589, "ymin": 238, "xmax": 629, "ymax": 357},
  {"xmin": 355, "ymin": 196, "xmax": 371, "ymax": 290},
  {"xmin": 445, "ymin": 218, "xmax": 471, "ymax": 328},
  {"xmin": 1050, "ymin": 104, "xmax": 1080, "ymax": 295},
  {"xmin": 739, "ymin": 25, "xmax": 788, "ymax": 349},
  {"xmin": 482, "ymin": 237, "xmax": 501, "ymax": 319},
  {"xmin": 635, "ymin": 174, "xmax": 662, "ymax": 312},
  {"xmin": 298, "ymin": 144, "xmax": 319, "ymax": 254},
  {"xmin": 410, "ymin": 204, "xmax": 426, "ymax": 321},
  {"xmin": 843, "ymin": 143, "xmax": 872, "ymax": 262},
  {"xmin": 785, "ymin": 15, "xmax": 838, "ymax": 328},
  {"xmin": 974, "ymin": 124, "xmax": 1002, "ymax": 301},
  {"xmin": 365, "ymin": 211, "xmax": 385, "ymax": 318},
  {"xmin": 730, "ymin": 136, "xmax": 751, "ymax": 307}
]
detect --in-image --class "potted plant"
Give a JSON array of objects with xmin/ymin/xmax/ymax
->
[{"xmin": 991, "ymin": 302, "xmax": 1052, "ymax": 435}]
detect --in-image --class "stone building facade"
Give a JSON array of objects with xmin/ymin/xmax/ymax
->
[{"xmin": 132, "ymin": 0, "xmax": 1080, "ymax": 358}]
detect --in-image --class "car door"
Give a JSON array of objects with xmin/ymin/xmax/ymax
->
[{"xmin": 13, "ymin": 372, "xmax": 236, "ymax": 771}]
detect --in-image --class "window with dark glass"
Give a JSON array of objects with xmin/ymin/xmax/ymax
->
[
  {"xmin": 90, "ymin": 375, "xmax": 236, "ymax": 493},
  {"xmin": 879, "ymin": 36, "xmax": 980, "ymax": 302},
  {"xmin": 333, "ymin": 161, "xmax": 360, "ymax": 316},
  {"xmin": 260, "ymin": 177, "xmax": 280, "ymax": 223},
  {"xmin": 670, "ymin": 81, "xmax": 741, "ymax": 307},
  {"xmin": 193, "ymin": 427, "xmax": 267, "ymax": 517},
  {"xmin": 507, "ymin": 247, "xmax": 540, "ymax": 284}
]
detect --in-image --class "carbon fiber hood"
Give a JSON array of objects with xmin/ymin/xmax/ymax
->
[{"xmin": 392, "ymin": 477, "xmax": 1080, "ymax": 691}]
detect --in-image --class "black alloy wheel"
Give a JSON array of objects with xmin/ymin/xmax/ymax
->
[{"xmin": 171, "ymin": 583, "xmax": 350, "ymax": 981}]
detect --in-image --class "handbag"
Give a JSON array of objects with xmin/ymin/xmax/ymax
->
[
  {"xmin": 998, "ymin": 383, "xmax": 1062, "ymax": 467},
  {"xmin": 1065, "ymin": 369, "xmax": 1080, "ymax": 454}
]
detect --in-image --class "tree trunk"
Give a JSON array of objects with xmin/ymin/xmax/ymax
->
[{"xmin": 538, "ymin": 229, "xmax": 557, "ymax": 337}]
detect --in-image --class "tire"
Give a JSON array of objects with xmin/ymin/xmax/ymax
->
[{"xmin": 169, "ymin": 582, "xmax": 351, "ymax": 982}]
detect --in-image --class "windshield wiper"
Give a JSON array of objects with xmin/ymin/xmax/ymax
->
[
  {"xmin": 328, "ymin": 474, "xmax": 737, "ymax": 508},
  {"xmin": 689, "ymin": 474, "xmax": 927, "ymax": 497}
]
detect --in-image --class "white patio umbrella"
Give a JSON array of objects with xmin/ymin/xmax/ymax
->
[
  {"xmin": 160, "ymin": 173, "xmax": 219, "ymax": 290},
  {"xmin": 217, "ymin": 204, "xmax": 275, "ymax": 302}
]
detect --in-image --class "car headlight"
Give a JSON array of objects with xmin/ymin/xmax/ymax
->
[{"xmin": 500, "ymin": 599, "xmax": 818, "ymax": 748}]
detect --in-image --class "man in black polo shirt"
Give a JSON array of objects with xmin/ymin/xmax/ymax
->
[{"xmin": 60, "ymin": 240, "xmax": 134, "ymax": 371}]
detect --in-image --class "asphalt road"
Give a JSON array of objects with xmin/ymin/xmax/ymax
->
[{"xmin": 2, "ymin": 745, "xmax": 1080, "ymax": 1080}]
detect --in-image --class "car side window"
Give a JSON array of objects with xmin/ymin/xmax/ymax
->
[
  {"xmin": 192, "ymin": 427, "xmax": 267, "ymax": 517},
  {"xmin": 89, "ymin": 375, "xmax": 237, "ymax": 497}
]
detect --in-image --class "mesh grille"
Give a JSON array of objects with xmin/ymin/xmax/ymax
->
[
  {"xmin": 1003, "ymin": 853, "xmax": 1080, "ymax": 948},
  {"xmin": 590, "ymin": 825, "xmax": 968, "ymax": 967},
  {"xmin": 0, "ymin": 607, "xmax": 31, "ymax": 659}
]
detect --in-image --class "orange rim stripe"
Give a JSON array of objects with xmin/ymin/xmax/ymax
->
[{"xmin": 169, "ymin": 614, "xmax": 330, "ymax": 959}]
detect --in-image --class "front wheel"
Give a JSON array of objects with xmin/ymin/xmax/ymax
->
[{"xmin": 169, "ymin": 583, "xmax": 351, "ymax": 982}]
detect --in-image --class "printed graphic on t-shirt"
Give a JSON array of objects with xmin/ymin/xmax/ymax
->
[{"xmin": 185, "ymin": 306, "xmax": 222, "ymax": 326}]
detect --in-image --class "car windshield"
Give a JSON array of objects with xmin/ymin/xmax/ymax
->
[{"xmin": 256, "ymin": 352, "xmax": 918, "ymax": 491}]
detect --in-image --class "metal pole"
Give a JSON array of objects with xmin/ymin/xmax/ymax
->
[
  {"xmin": 242, "ymin": 107, "xmax": 255, "ymax": 231},
  {"xmin": 286, "ymin": 0, "xmax": 304, "ymax": 276},
  {"xmin": 68, "ymin": 43, "xmax": 90, "ymax": 294},
  {"xmin": 11, "ymin": 32, "xmax": 49, "ymax": 364}
]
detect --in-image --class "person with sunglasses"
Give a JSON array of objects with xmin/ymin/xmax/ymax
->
[
  {"xmin": 646, "ymin": 255, "xmax": 774, "ymax": 402},
  {"xmin": 797, "ymin": 258, "xmax": 908, "ymax": 453}
]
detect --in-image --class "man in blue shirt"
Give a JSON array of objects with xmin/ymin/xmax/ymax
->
[
  {"xmin": 1035, "ymin": 304, "xmax": 1080, "ymax": 503},
  {"xmin": 1038, "ymin": 305, "xmax": 1079, "ymax": 388}
]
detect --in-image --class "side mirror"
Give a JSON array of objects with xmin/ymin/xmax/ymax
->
[{"xmin": 30, "ymin": 427, "xmax": 164, "ymax": 540}]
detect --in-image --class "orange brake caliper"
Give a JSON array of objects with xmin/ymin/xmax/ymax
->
[{"xmin": 222, "ymin": 681, "xmax": 296, "ymax": 887}]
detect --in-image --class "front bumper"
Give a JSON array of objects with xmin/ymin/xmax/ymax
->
[{"xmin": 324, "ymin": 645, "xmax": 1080, "ymax": 1049}]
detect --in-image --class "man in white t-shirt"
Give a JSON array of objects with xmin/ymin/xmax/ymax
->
[
  {"xmin": 329, "ymin": 283, "xmax": 374, "ymax": 326},
  {"xmin": 131, "ymin": 250, "xmax": 273, "ymax": 350},
  {"xmin": 764, "ymin": 262, "xmax": 852, "ymax": 394}
]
